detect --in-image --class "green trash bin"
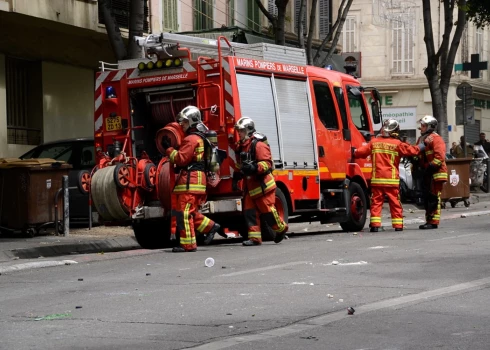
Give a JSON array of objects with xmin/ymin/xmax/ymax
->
[{"xmin": 440, "ymin": 158, "xmax": 472, "ymax": 208}]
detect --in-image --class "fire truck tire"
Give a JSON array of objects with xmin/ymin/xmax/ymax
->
[
  {"xmin": 91, "ymin": 165, "xmax": 128, "ymax": 221},
  {"xmin": 113, "ymin": 163, "xmax": 130, "ymax": 188},
  {"xmin": 261, "ymin": 188, "xmax": 289, "ymax": 242},
  {"xmin": 340, "ymin": 182, "xmax": 367, "ymax": 232},
  {"xmin": 143, "ymin": 163, "xmax": 157, "ymax": 189},
  {"xmin": 77, "ymin": 170, "xmax": 91, "ymax": 195},
  {"xmin": 132, "ymin": 218, "xmax": 172, "ymax": 249}
]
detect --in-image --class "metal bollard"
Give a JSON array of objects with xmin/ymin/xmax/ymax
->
[{"xmin": 63, "ymin": 175, "xmax": 70, "ymax": 237}]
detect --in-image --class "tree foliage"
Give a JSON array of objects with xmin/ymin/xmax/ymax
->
[{"xmin": 465, "ymin": 0, "xmax": 490, "ymax": 28}]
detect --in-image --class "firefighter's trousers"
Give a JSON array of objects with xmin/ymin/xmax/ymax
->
[
  {"xmin": 244, "ymin": 190, "xmax": 288, "ymax": 244},
  {"xmin": 423, "ymin": 179, "xmax": 444, "ymax": 225},
  {"xmin": 173, "ymin": 193, "xmax": 215, "ymax": 251},
  {"xmin": 369, "ymin": 186, "xmax": 403, "ymax": 229}
]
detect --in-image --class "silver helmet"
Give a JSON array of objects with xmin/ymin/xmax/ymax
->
[
  {"xmin": 234, "ymin": 117, "xmax": 256, "ymax": 136},
  {"xmin": 382, "ymin": 118, "xmax": 400, "ymax": 137},
  {"xmin": 418, "ymin": 115, "xmax": 437, "ymax": 134},
  {"xmin": 176, "ymin": 106, "xmax": 201, "ymax": 128}
]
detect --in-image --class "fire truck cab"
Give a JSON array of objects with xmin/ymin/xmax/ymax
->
[{"xmin": 91, "ymin": 33, "xmax": 382, "ymax": 248}]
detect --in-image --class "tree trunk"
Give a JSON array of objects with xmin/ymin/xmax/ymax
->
[
  {"xmin": 99, "ymin": 0, "xmax": 127, "ymax": 61},
  {"xmin": 256, "ymin": 0, "xmax": 289, "ymax": 45},
  {"xmin": 306, "ymin": 0, "xmax": 318, "ymax": 65},
  {"xmin": 297, "ymin": 0, "xmax": 306, "ymax": 49},
  {"xmin": 422, "ymin": 0, "xmax": 467, "ymax": 144},
  {"xmin": 319, "ymin": 0, "xmax": 353, "ymax": 67},
  {"xmin": 127, "ymin": 0, "xmax": 145, "ymax": 59}
]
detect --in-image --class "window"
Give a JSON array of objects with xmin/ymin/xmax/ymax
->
[
  {"xmin": 319, "ymin": 0, "xmax": 330, "ymax": 37},
  {"xmin": 268, "ymin": 0, "xmax": 278, "ymax": 18},
  {"xmin": 98, "ymin": 0, "xmax": 150, "ymax": 32},
  {"xmin": 346, "ymin": 86, "xmax": 369, "ymax": 131},
  {"xmin": 194, "ymin": 0, "xmax": 214, "ymax": 30},
  {"xmin": 391, "ymin": 14, "xmax": 415, "ymax": 74},
  {"xmin": 475, "ymin": 27, "xmax": 484, "ymax": 56},
  {"xmin": 314, "ymin": 82, "xmax": 339, "ymax": 129},
  {"xmin": 340, "ymin": 16, "xmax": 356, "ymax": 52},
  {"xmin": 333, "ymin": 87, "xmax": 349, "ymax": 129},
  {"xmin": 248, "ymin": 0, "xmax": 260, "ymax": 32},
  {"xmin": 23, "ymin": 143, "xmax": 74, "ymax": 163},
  {"xmin": 295, "ymin": 0, "xmax": 307, "ymax": 34},
  {"xmin": 226, "ymin": 0, "xmax": 235, "ymax": 26},
  {"xmin": 163, "ymin": 0, "xmax": 178, "ymax": 31},
  {"xmin": 6, "ymin": 57, "xmax": 42, "ymax": 146},
  {"xmin": 80, "ymin": 143, "xmax": 96, "ymax": 168}
]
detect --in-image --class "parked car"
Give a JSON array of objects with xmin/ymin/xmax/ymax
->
[{"xmin": 20, "ymin": 138, "xmax": 95, "ymax": 221}]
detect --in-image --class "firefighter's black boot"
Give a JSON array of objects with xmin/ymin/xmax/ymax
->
[
  {"xmin": 242, "ymin": 240, "xmax": 261, "ymax": 246},
  {"xmin": 370, "ymin": 227, "xmax": 379, "ymax": 232},
  {"xmin": 395, "ymin": 228, "xmax": 403, "ymax": 232},
  {"xmin": 204, "ymin": 223, "xmax": 220, "ymax": 245},
  {"xmin": 172, "ymin": 247, "xmax": 197, "ymax": 253},
  {"xmin": 419, "ymin": 223, "xmax": 438, "ymax": 230}
]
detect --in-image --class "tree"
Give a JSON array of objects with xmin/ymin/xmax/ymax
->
[
  {"xmin": 256, "ymin": 0, "xmax": 290, "ymax": 46},
  {"xmin": 465, "ymin": 0, "xmax": 490, "ymax": 28},
  {"xmin": 99, "ymin": 0, "xmax": 145, "ymax": 60},
  {"xmin": 422, "ymin": 0, "xmax": 490, "ymax": 143}
]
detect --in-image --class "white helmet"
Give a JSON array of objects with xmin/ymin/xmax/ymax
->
[
  {"xmin": 234, "ymin": 117, "xmax": 256, "ymax": 137},
  {"xmin": 382, "ymin": 118, "xmax": 400, "ymax": 137},
  {"xmin": 176, "ymin": 106, "xmax": 201, "ymax": 128},
  {"xmin": 418, "ymin": 115, "xmax": 438, "ymax": 134}
]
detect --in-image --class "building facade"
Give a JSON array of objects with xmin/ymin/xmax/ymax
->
[{"xmin": 337, "ymin": 0, "xmax": 490, "ymax": 145}]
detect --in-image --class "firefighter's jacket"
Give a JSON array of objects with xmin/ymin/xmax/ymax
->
[
  {"xmin": 235, "ymin": 136, "xmax": 276, "ymax": 199},
  {"xmin": 354, "ymin": 136, "xmax": 421, "ymax": 187},
  {"xmin": 166, "ymin": 133, "xmax": 207, "ymax": 194},
  {"xmin": 416, "ymin": 132, "xmax": 448, "ymax": 182}
]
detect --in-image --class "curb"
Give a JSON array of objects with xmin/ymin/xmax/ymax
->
[
  {"xmin": 0, "ymin": 237, "xmax": 140, "ymax": 261},
  {"xmin": 382, "ymin": 209, "xmax": 490, "ymax": 228}
]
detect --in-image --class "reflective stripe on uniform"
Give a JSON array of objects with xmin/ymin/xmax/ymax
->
[
  {"xmin": 433, "ymin": 173, "xmax": 448, "ymax": 181},
  {"xmin": 249, "ymin": 178, "xmax": 275, "ymax": 197},
  {"xmin": 248, "ymin": 231, "xmax": 261, "ymax": 239},
  {"xmin": 196, "ymin": 216, "xmax": 211, "ymax": 233},
  {"xmin": 174, "ymin": 184, "xmax": 207, "ymax": 193},
  {"xmin": 169, "ymin": 150, "xmax": 178, "ymax": 163},
  {"xmin": 270, "ymin": 205, "xmax": 286, "ymax": 233},
  {"xmin": 370, "ymin": 216, "xmax": 381, "ymax": 224},
  {"xmin": 371, "ymin": 178, "xmax": 400, "ymax": 185},
  {"xmin": 258, "ymin": 161, "xmax": 269, "ymax": 172}
]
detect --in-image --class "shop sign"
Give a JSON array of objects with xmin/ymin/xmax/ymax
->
[{"xmin": 374, "ymin": 107, "xmax": 418, "ymax": 129}]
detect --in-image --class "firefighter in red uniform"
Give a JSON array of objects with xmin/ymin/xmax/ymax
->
[
  {"xmin": 416, "ymin": 115, "xmax": 448, "ymax": 229},
  {"xmin": 233, "ymin": 117, "xmax": 288, "ymax": 246},
  {"xmin": 162, "ymin": 106, "xmax": 220, "ymax": 252},
  {"xmin": 354, "ymin": 119, "xmax": 424, "ymax": 232}
]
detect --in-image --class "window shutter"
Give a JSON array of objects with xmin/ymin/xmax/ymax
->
[
  {"xmin": 268, "ymin": 0, "xmax": 278, "ymax": 17},
  {"xmin": 98, "ymin": 0, "xmax": 149, "ymax": 32},
  {"xmin": 391, "ymin": 14, "xmax": 414, "ymax": 74},
  {"xmin": 163, "ymin": 0, "xmax": 178, "ymax": 31},
  {"xmin": 248, "ymin": 0, "xmax": 260, "ymax": 32},
  {"xmin": 319, "ymin": 0, "xmax": 329, "ymax": 37}
]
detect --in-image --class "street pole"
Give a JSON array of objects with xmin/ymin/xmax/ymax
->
[{"xmin": 463, "ymin": 86, "xmax": 467, "ymax": 158}]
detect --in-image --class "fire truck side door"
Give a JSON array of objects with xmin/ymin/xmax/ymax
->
[{"xmin": 311, "ymin": 80, "xmax": 347, "ymax": 179}]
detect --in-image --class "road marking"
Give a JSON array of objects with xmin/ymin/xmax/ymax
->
[
  {"xmin": 427, "ymin": 233, "xmax": 481, "ymax": 242},
  {"xmin": 218, "ymin": 261, "xmax": 308, "ymax": 277},
  {"xmin": 0, "ymin": 260, "xmax": 77, "ymax": 273},
  {"xmin": 191, "ymin": 276, "xmax": 490, "ymax": 349}
]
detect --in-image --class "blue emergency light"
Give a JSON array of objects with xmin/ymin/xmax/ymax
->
[{"xmin": 105, "ymin": 86, "xmax": 116, "ymax": 99}]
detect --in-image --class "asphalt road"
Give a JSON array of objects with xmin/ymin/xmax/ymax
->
[{"xmin": 1, "ymin": 210, "xmax": 490, "ymax": 350}]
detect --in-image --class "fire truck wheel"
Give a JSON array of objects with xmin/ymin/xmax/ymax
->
[
  {"xmin": 113, "ymin": 163, "xmax": 130, "ymax": 188},
  {"xmin": 261, "ymin": 188, "xmax": 289, "ymax": 242},
  {"xmin": 340, "ymin": 182, "xmax": 367, "ymax": 232},
  {"xmin": 77, "ymin": 170, "xmax": 91, "ymax": 195},
  {"xmin": 132, "ymin": 218, "xmax": 172, "ymax": 249},
  {"xmin": 143, "ymin": 164, "xmax": 157, "ymax": 189}
]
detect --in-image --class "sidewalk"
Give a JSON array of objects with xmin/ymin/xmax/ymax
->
[{"xmin": 2, "ymin": 190, "xmax": 490, "ymax": 263}]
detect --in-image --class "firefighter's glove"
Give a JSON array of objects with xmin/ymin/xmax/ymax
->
[
  {"xmin": 241, "ymin": 162, "xmax": 257, "ymax": 175},
  {"xmin": 161, "ymin": 136, "xmax": 171, "ymax": 150},
  {"xmin": 417, "ymin": 142, "xmax": 426, "ymax": 152},
  {"xmin": 426, "ymin": 163, "xmax": 437, "ymax": 174},
  {"xmin": 232, "ymin": 171, "xmax": 243, "ymax": 191}
]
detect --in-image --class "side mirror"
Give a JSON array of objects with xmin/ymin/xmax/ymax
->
[
  {"xmin": 348, "ymin": 86, "xmax": 362, "ymax": 97},
  {"xmin": 371, "ymin": 101, "xmax": 381, "ymax": 124}
]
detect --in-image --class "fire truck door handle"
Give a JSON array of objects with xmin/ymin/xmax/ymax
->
[{"xmin": 318, "ymin": 146, "xmax": 325, "ymax": 157}]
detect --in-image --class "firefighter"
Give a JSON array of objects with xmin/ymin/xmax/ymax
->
[
  {"xmin": 161, "ymin": 106, "xmax": 220, "ymax": 252},
  {"xmin": 353, "ymin": 119, "xmax": 424, "ymax": 232},
  {"xmin": 233, "ymin": 117, "xmax": 288, "ymax": 246},
  {"xmin": 416, "ymin": 115, "xmax": 448, "ymax": 229}
]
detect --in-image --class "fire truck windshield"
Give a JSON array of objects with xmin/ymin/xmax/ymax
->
[{"xmin": 347, "ymin": 87, "xmax": 370, "ymax": 131}]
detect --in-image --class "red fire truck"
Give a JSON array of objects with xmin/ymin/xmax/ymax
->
[{"xmin": 90, "ymin": 32, "xmax": 382, "ymax": 248}]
